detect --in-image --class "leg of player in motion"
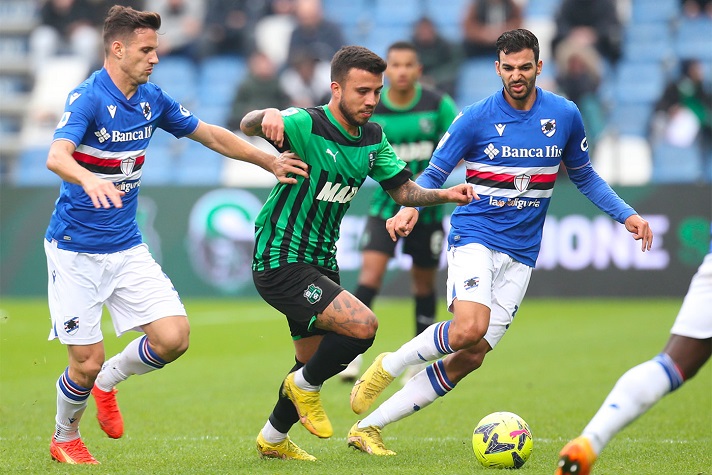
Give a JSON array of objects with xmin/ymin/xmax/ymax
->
[
  {"xmin": 348, "ymin": 340, "xmax": 489, "ymax": 455},
  {"xmin": 556, "ymin": 253, "xmax": 712, "ymax": 475},
  {"xmin": 93, "ymin": 317, "xmax": 190, "ymax": 439},
  {"xmin": 349, "ymin": 244, "xmax": 531, "ymax": 454},
  {"xmin": 257, "ymin": 287, "xmax": 377, "ymax": 461}
]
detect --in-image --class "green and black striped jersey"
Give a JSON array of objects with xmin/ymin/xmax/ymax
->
[
  {"xmin": 368, "ymin": 84, "xmax": 459, "ymax": 224},
  {"xmin": 252, "ymin": 106, "xmax": 412, "ymax": 272}
]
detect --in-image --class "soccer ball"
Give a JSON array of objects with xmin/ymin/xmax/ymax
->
[{"xmin": 472, "ymin": 411, "xmax": 533, "ymax": 469}]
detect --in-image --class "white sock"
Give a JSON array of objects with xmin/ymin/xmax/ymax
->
[
  {"xmin": 261, "ymin": 420, "xmax": 287, "ymax": 443},
  {"xmin": 582, "ymin": 354, "xmax": 682, "ymax": 454},
  {"xmin": 54, "ymin": 368, "xmax": 91, "ymax": 442},
  {"xmin": 95, "ymin": 335, "xmax": 166, "ymax": 391},
  {"xmin": 382, "ymin": 321, "xmax": 454, "ymax": 377},
  {"xmin": 294, "ymin": 367, "xmax": 320, "ymax": 392},
  {"xmin": 360, "ymin": 360, "xmax": 454, "ymax": 429}
]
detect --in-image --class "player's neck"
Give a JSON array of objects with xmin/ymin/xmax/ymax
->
[
  {"xmin": 503, "ymin": 88, "xmax": 537, "ymax": 111},
  {"xmin": 105, "ymin": 62, "xmax": 139, "ymax": 100},
  {"xmin": 326, "ymin": 102, "xmax": 360, "ymax": 136}
]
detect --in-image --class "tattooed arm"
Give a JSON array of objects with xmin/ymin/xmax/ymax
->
[
  {"xmin": 387, "ymin": 179, "xmax": 475, "ymax": 207},
  {"xmin": 240, "ymin": 108, "xmax": 286, "ymax": 148}
]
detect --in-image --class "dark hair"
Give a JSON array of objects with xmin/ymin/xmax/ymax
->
[
  {"xmin": 387, "ymin": 41, "xmax": 418, "ymax": 56},
  {"xmin": 330, "ymin": 45, "xmax": 387, "ymax": 83},
  {"xmin": 103, "ymin": 5, "xmax": 161, "ymax": 53},
  {"xmin": 496, "ymin": 29, "xmax": 540, "ymax": 63}
]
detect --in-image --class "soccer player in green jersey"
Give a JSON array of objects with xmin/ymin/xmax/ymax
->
[
  {"xmin": 340, "ymin": 41, "xmax": 460, "ymax": 384},
  {"xmin": 240, "ymin": 45, "xmax": 475, "ymax": 461}
]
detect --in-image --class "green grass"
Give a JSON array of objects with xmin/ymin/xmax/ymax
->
[{"xmin": 0, "ymin": 298, "xmax": 710, "ymax": 474}]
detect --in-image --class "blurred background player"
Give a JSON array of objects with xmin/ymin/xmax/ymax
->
[
  {"xmin": 340, "ymin": 41, "xmax": 459, "ymax": 384},
  {"xmin": 346, "ymin": 29, "xmax": 653, "ymax": 456},
  {"xmin": 556, "ymin": 249, "xmax": 712, "ymax": 475},
  {"xmin": 45, "ymin": 5, "xmax": 306, "ymax": 464},
  {"xmin": 240, "ymin": 45, "xmax": 474, "ymax": 461}
]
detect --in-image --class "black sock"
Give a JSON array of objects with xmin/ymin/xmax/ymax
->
[
  {"xmin": 268, "ymin": 358, "xmax": 303, "ymax": 433},
  {"xmin": 355, "ymin": 284, "xmax": 378, "ymax": 308},
  {"xmin": 302, "ymin": 333, "xmax": 374, "ymax": 385},
  {"xmin": 415, "ymin": 293, "xmax": 436, "ymax": 335}
]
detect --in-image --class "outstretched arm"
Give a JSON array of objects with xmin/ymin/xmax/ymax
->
[
  {"xmin": 188, "ymin": 120, "xmax": 307, "ymax": 184},
  {"xmin": 387, "ymin": 179, "xmax": 476, "ymax": 207}
]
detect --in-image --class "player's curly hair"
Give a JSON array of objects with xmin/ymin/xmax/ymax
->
[
  {"xmin": 103, "ymin": 5, "xmax": 161, "ymax": 54},
  {"xmin": 496, "ymin": 29, "xmax": 540, "ymax": 63},
  {"xmin": 331, "ymin": 45, "xmax": 387, "ymax": 84}
]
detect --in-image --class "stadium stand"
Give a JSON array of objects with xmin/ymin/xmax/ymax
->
[{"xmin": 4, "ymin": 0, "xmax": 710, "ymax": 186}]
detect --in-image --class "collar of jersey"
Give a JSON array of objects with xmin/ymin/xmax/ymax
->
[
  {"xmin": 380, "ymin": 83, "xmax": 422, "ymax": 112},
  {"xmin": 98, "ymin": 68, "xmax": 141, "ymax": 105},
  {"xmin": 322, "ymin": 105, "xmax": 362, "ymax": 141}
]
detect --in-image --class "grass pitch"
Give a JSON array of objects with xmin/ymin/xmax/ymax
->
[{"xmin": 0, "ymin": 297, "xmax": 710, "ymax": 474}]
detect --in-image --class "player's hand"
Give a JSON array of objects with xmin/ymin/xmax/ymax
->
[
  {"xmin": 445, "ymin": 183, "xmax": 478, "ymax": 205},
  {"xmin": 386, "ymin": 207, "xmax": 420, "ymax": 241},
  {"xmin": 624, "ymin": 214, "xmax": 653, "ymax": 252},
  {"xmin": 261, "ymin": 109, "xmax": 285, "ymax": 148},
  {"xmin": 82, "ymin": 176, "xmax": 125, "ymax": 209},
  {"xmin": 273, "ymin": 150, "xmax": 308, "ymax": 184}
]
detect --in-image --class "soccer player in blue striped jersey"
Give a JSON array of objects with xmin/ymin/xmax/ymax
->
[
  {"xmin": 44, "ymin": 5, "xmax": 308, "ymax": 465},
  {"xmin": 347, "ymin": 29, "xmax": 654, "ymax": 456}
]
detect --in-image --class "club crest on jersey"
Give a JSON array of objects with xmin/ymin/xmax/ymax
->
[
  {"xmin": 121, "ymin": 157, "xmax": 136, "ymax": 175},
  {"xmin": 513, "ymin": 173, "xmax": 531, "ymax": 192},
  {"xmin": 64, "ymin": 316, "xmax": 79, "ymax": 335},
  {"xmin": 140, "ymin": 102, "xmax": 152, "ymax": 121},
  {"xmin": 304, "ymin": 283, "xmax": 323, "ymax": 304},
  {"xmin": 540, "ymin": 119, "xmax": 556, "ymax": 137}
]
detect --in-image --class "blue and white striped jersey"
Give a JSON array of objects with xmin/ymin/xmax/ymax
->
[
  {"xmin": 46, "ymin": 68, "xmax": 199, "ymax": 253},
  {"xmin": 417, "ymin": 87, "xmax": 635, "ymax": 267}
]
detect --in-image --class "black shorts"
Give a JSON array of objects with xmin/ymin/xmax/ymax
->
[
  {"xmin": 253, "ymin": 263, "xmax": 344, "ymax": 339},
  {"xmin": 360, "ymin": 216, "xmax": 445, "ymax": 268}
]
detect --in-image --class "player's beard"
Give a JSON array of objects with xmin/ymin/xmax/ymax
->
[
  {"xmin": 338, "ymin": 98, "xmax": 371, "ymax": 128},
  {"xmin": 503, "ymin": 76, "xmax": 536, "ymax": 102}
]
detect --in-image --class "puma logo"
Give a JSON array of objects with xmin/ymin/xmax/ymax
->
[{"xmin": 326, "ymin": 149, "xmax": 339, "ymax": 162}]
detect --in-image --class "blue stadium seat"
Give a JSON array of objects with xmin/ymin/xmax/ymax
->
[
  {"xmin": 622, "ymin": 36, "xmax": 675, "ymax": 63},
  {"xmin": 173, "ymin": 141, "xmax": 224, "ymax": 185},
  {"xmin": 373, "ymin": 0, "xmax": 424, "ymax": 26},
  {"xmin": 13, "ymin": 148, "xmax": 60, "ymax": 186},
  {"xmin": 674, "ymin": 18, "xmax": 712, "ymax": 61},
  {"xmin": 361, "ymin": 25, "xmax": 413, "ymax": 58},
  {"xmin": 456, "ymin": 58, "xmax": 501, "ymax": 108},
  {"xmin": 630, "ymin": 0, "xmax": 679, "ymax": 24},
  {"xmin": 198, "ymin": 55, "xmax": 247, "ymax": 107},
  {"xmin": 150, "ymin": 56, "xmax": 198, "ymax": 104},
  {"xmin": 651, "ymin": 142, "xmax": 702, "ymax": 183},
  {"xmin": 612, "ymin": 61, "xmax": 666, "ymax": 104},
  {"xmin": 323, "ymin": 0, "xmax": 369, "ymax": 27},
  {"xmin": 609, "ymin": 103, "xmax": 654, "ymax": 137},
  {"xmin": 525, "ymin": 0, "xmax": 562, "ymax": 18},
  {"xmin": 424, "ymin": 0, "xmax": 469, "ymax": 41}
]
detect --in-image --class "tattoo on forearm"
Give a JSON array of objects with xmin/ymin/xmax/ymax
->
[
  {"xmin": 241, "ymin": 111, "xmax": 264, "ymax": 136},
  {"xmin": 388, "ymin": 181, "xmax": 444, "ymax": 207}
]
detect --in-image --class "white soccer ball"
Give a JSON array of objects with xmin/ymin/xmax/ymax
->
[{"xmin": 472, "ymin": 411, "xmax": 533, "ymax": 469}]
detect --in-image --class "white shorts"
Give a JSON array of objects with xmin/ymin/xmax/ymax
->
[
  {"xmin": 670, "ymin": 253, "xmax": 712, "ymax": 339},
  {"xmin": 446, "ymin": 243, "xmax": 532, "ymax": 348},
  {"xmin": 45, "ymin": 240, "xmax": 187, "ymax": 345}
]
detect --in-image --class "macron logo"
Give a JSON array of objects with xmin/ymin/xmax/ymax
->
[
  {"xmin": 495, "ymin": 123, "xmax": 506, "ymax": 136},
  {"xmin": 69, "ymin": 92, "xmax": 81, "ymax": 105},
  {"xmin": 107, "ymin": 105, "xmax": 117, "ymax": 118}
]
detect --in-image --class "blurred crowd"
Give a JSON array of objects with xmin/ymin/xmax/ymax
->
[{"xmin": 13, "ymin": 0, "xmax": 712, "ymax": 184}]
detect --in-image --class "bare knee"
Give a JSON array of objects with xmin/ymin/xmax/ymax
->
[
  {"xmin": 351, "ymin": 308, "xmax": 378, "ymax": 339},
  {"xmin": 146, "ymin": 318, "xmax": 190, "ymax": 362},
  {"xmin": 448, "ymin": 318, "xmax": 488, "ymax": 350}
]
